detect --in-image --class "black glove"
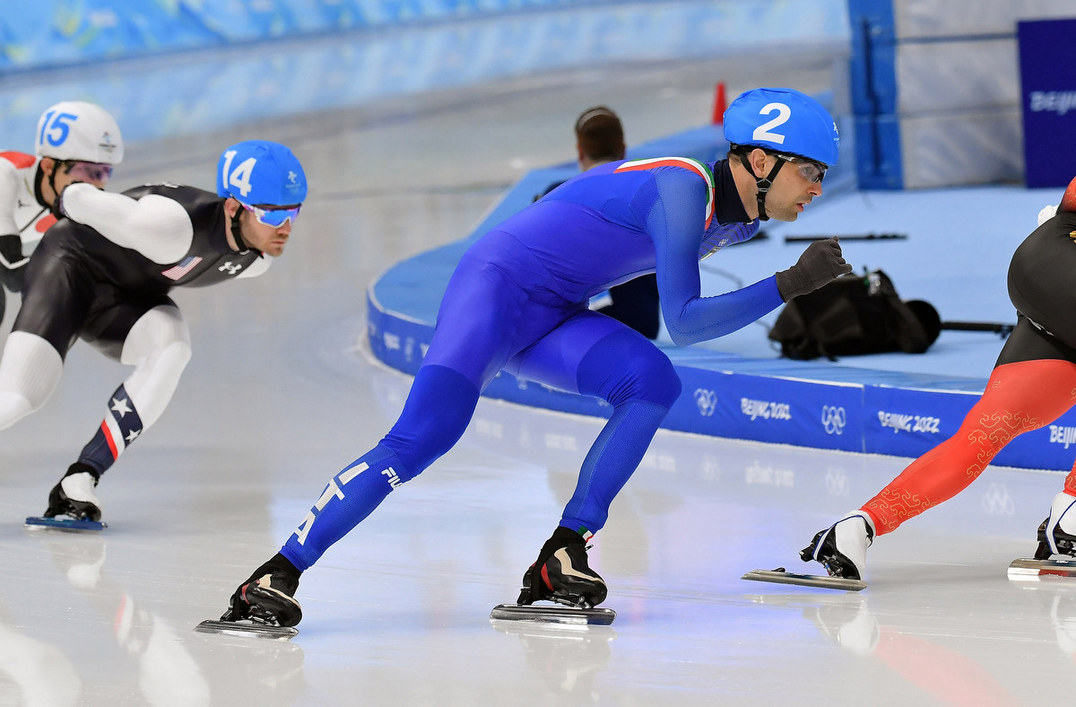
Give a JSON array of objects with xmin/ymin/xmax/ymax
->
[{"xmin": 775, "ymin": 237, "xmax": 852, "ymax": 301}]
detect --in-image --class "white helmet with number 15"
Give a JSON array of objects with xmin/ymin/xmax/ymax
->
[{"xmin": 35, "ymin": 101, "xmax": 124, "ymax": 165}]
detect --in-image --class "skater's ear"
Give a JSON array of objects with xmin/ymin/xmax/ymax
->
[{"xmin": 223, "ymin": 197, "xmax": 242, "ymax": 219}]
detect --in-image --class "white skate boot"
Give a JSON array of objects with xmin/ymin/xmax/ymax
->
[
  {"xmin": 1036, "ymin": 492, "xmax": 1076, "ymax": 560},
  {"xmin": 801, "ymin": 510, "xmax": 875, "ymax": 580}
]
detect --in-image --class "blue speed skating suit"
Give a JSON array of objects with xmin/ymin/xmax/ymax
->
[{"xmin": 283, "ymin": 156, "xmax": 784, "ymax": 569}]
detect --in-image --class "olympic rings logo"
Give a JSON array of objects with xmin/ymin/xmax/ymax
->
[
  {"xmin": 694, "ymin": 388, "xmax": 717, "ymax": 417},
  {"xmin": 821, "ymin": 405, "xmax": 847, "ymax": 435}
]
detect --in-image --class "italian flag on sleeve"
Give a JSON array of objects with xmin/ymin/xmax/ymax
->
[{"xmin": 615, "ymin": 157, "xmax": 716, "ymax": 229}]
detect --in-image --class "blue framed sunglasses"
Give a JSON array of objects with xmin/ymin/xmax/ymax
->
[{"xmin": 243, "ymin": 203, "xmax": 301, "ymax": 227}]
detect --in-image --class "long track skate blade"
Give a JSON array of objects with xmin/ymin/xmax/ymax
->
[
  {"xmin": 194, "ymin": 619, "xmax": 298, "ymax": 640},
  {"xmin": 742, "ymin": 568, "xmax": 866, "ymax": 592},
  {"xmin": 490, "ymin": 603, "xmax": 616, "ymax": 626},
  {"xmin": 1007, "ymin": 557, "xmax": 1076, "ymax": 581},
  {"xmin": 24, "ymin": 516, "xmax": 107, "ymax": 532}
]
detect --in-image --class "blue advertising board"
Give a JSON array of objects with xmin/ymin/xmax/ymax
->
[{"xmin": 1018, "ymin": 17, "xmax": 1076, "ymax": 188}]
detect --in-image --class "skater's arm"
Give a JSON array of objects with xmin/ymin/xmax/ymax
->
[
  {"xmin": 0, "ymin": 160, "xmax": 20, "ymax": 238},
  {"xmin": 0, "ymin": 165, "xmax": 29, "ymax": 274},
  {"xmin": 58, "ymin": 183, "xmax": 193, "ymax": 264},
  {"xmin": 649, "ymin": 170, "xmax": 783, "ymax": 346}
]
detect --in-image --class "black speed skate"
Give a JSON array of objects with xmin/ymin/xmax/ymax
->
[
  {"xmin": 201, "ymin": 555, "xmax": 303, "ymax": 637},
  {"xmin": 223, "ymin": 572, "xmax": 301, "ymax": 627},
  {"xmin": 1009, "ymin": 493, "xmax": 1076, "ymax": 581},
  {"xmin": 1035, "ymin": 492, "xmax": 1076, "ymax": 560},
  {"xmin": 198, "ymin": 562, "xmax": 302, "ymax": 639},
  {"xmin": 800, "ymin": 511, "xmax": 875, "ymax": 581},
  {"xmin": 491, "ymin": 527, "xmax": 615, "ymax": 625},
  {"xmin": 742, "ymin": 512, "xmax": 874, "ymax": 592},
  {"xmin": 26, "ymin": 463, "xmax": 107, "ymax": 531},
  {"xmin": 518, "ymin": 527, "xmax": 607, "ymax": 608},
  {"xmin": 44, "ymin": 463, "xmax": 103, "ymax": 522}
]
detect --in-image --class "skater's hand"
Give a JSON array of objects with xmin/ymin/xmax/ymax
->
[{"xmin": 775, "ymin": 237, "xmax": 852, "ymax": 301}]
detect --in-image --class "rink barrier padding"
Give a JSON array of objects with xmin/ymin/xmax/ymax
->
[{"xmin": 370, "ymin": 291, "xmax": 1076, "ymax": 472}]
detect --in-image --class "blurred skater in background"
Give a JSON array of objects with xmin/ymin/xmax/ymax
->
[
  {"xmin": 0, "ymin": 140, "xmax": 305, "ymax": 525},
  {"xmin": 0, "ymin": 101, "xmax": 124, "ymax": 321},
  {"xmin": 564, "ymin": 106, "xmax": 661, "ymax": 340}
]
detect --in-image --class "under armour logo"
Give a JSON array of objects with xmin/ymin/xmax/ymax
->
[
  {"xmin": 694, "ymin": 388, "xmax": 717, "ymax": 417},
  {"xmin": 218, "ymin": 262, "xmax": 243, "ymax": 275}
]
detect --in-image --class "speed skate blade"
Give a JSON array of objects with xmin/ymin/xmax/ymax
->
[
  {"xmin": 742, "ymin": 568, "xmax": 866, "ymax": 592},
  {"xmin": 194, "ymin": 619, "xmax": 298, "ymax": 640},
  {"xmin": 1008, "ymin": 557, "xmax": 1076, "ymax": 581},
  {"xmin": 490, "ymin": 603, "xmax": 616, "ymax": 626},
  {"xmin": 24, "ymin": 516, "xmax": 107, "ymax": 532}
]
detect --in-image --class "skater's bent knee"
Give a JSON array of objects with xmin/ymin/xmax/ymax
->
[
  {"xmin": 577, "ymin": 331, "xmax": 680, "ymax": 408},
  {"xmin": 606, "ymin": 353, "xmax": 681, "ymax": 408},
  {"xmin": 0, "ymin": 391, "xmax": 35, "ymax": 430}
]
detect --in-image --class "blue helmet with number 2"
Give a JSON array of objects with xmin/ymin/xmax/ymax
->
[
  {"xmin": 216, "ymin": 140, "xmax": 307, "ymax": 206},
  {"xmin": 723, "ymin": 87, "xmax": 839, "ymax": 166}
]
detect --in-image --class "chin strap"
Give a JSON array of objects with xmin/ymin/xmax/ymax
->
[
  {"xmin": 229, "ymin": 209, "xmax": 251, "ymax": 252},
  {"xmin": 41, "ymin": 161, "xmax": 66, "ymax": 217},
  {"xmin": 739, "ymin": 153, "xmax": 785, "ymax": 222}
]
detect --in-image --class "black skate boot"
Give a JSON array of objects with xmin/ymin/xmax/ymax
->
[
  {"xmin": 221, "ymin": 554, "xmax": 303, "ymax": 628},
  {"xmin": 1035, "ymin": 492, "xmax": 1076, "ymax": 560},
  {"xmin": 44, "ymin": 463, "xmax": 103, "ymax": 522},
  {"xmin": 517, "ymin": 527, "xmax": 607, "ymax": 609},
  {"xmin": 801, "ymin": 511, "xmax": 875, "ymax": 581}
]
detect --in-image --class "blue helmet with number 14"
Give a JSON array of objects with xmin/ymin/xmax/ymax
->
[
  {"xmin": 723, "ymin": 87, "xmax": 839, "ymax": 166},
  {"xmin": 217, "ymin": 140, "xmax": 307, "ymax": 208}
]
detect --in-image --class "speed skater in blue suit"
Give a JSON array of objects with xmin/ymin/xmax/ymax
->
[{"xmin": 218, "ymin": 87, "xmax": 852, "ymax": 628}]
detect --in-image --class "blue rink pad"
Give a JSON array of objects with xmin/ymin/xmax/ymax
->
[
  {"xmin": 24, "ymin": 516, "xmax": 107, "ymax": 532},
  {"xmin": 368, "ymin": 274, "xmax": 1076, "ymax": 473}
]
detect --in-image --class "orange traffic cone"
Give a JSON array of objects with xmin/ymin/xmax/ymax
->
[{"xmin": 712, "ymin": 82, "xmax": 727, "ymax": 125}]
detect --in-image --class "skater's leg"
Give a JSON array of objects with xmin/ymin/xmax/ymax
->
[
  {"xmin": 76, "ymin": 305, "xmax": 192, "ymax": 474},
  {"xmin": 280, "ymin": 363, "xmax": 480, "ymax": 571},
  {"xmin": 2, "ymin": 235, "xmax": 89, "ymax": 429},
  {"xmin": 224, "ymin": 364, "xmax": 481, "ymax": 626},
  {"xmin": 509, "ymin": 314, "xmax": 680, "ymax": 604},
  {"xmin": 522, "ymin": 318, "xmax": 680, "ymax": 535},
  {"xmin": 277, "ymin": 254, "xmax": 541, "ymax": 571},
  {"xmin": 228, "ymin": 252, "xmax": 553, "ymax": 623},
  {"xmin": 0, "ymin": 332, "xmax": 63, "ymax": 429},
  {"xmin": 44, "ymin": 304, "xmax": 190, "ymax": 521},
  {"xmin": 862, "ymin": 358, "xmax": 1076, "ymax": 535}
]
